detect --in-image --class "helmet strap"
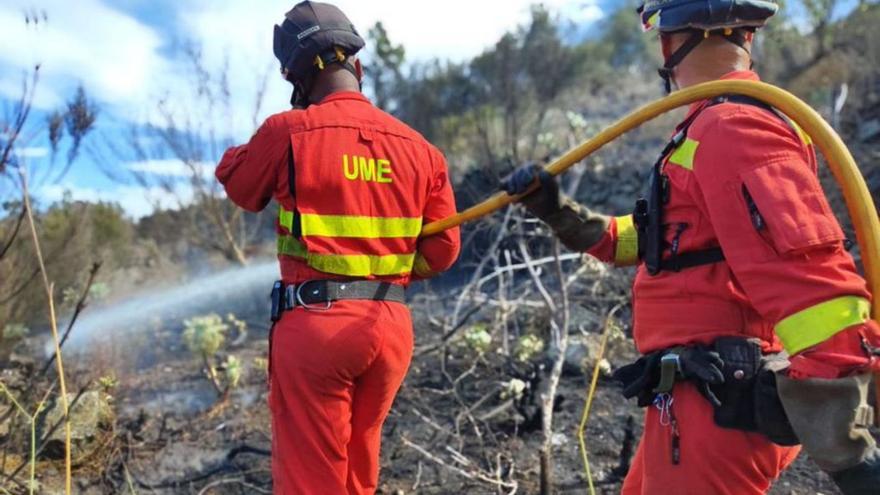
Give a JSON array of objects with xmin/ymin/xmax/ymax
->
[
  {"xmin": 288, "ymin": 57, "xmax": 361, "ymax": 109},
  {"xmin": 659, "ymin": 30, "xmax": 705, "ymax": 94},
  {"xmin": 658, "ymin": 28, "xmax": 754, "ymax": 94}
]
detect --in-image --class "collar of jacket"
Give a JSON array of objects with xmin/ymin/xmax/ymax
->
[
  {"xmin": 316, "ymin": 91, "xmax": 371, "ymax": 106},
  {"xmin": 680, "ymin": 70, "xmax": 762, "ymax": 126}
]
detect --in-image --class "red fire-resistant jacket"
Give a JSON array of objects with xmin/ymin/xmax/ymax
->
[
  {"xmin": 216, "ymin": 91, "xmax": 460, "ymax": 286},
  {"xmin": 587, "ymin": 71, "xmax": 879, "ymax": 378}
]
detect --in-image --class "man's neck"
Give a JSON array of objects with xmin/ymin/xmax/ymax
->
[
  {"xmin": 675, "ymin": 62, "xmax": 751, "ymax": 89},
  {"xmin": 309, "ymin": 68, "xmax": 361, "ymax": 104}
]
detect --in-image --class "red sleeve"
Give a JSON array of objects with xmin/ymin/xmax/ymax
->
[
  {"xmin": 692, "ymin": 107, "xmax": 876, "ymax": 378},
  {"xmin": 412, "ymin": 146, "xmax": 460, "ymax": 279},
  {"xmin": 215, "ymin": 115, "xmax": 290, "ymax": 213},
  {"xmin": 587, "ymin": 215, "xmax": 638, "ymax": 267}
]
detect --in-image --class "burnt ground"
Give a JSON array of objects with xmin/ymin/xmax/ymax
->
[{"xmin": 8, "ymin": 297, "xmax": 851, "ymax": 495}]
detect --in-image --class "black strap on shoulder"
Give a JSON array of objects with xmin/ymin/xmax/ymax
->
[
  {"xmin": 640, "ymin": 97, "xmax": 734, "ymax": 275},
  {"xmin": 287, "ymin": 142, "xmax": 302, "ymax": 238},
  {"xmin": 718, "ymin": 94, "xmax": 788, "ymax": 124},
  {"xmin": 640, "ymin": 93, "xmax": 796, "ymax": 276}
]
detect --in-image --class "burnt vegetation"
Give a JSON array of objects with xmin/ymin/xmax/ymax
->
[{"xmin": 0, "ymin": 1, "xmax": 879, "ymax": 493}]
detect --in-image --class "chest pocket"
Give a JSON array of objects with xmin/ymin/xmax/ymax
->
[{"xmin": 740, "ymin": 160, "xmax": 844, "ymax": 256}]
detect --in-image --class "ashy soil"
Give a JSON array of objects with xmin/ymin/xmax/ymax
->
[{"xmin": 5, "ymin": 288, "xmax": 854, "ymax": 494}]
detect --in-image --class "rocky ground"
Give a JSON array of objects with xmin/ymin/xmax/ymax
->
[{"xmin": 0, "ymin": 277, "xmax": 855, "ymax": 494}]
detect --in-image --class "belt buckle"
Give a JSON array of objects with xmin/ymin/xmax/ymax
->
[{"xmin": 295, "ymin": 280, "xmax": 333, "ymax": 311}]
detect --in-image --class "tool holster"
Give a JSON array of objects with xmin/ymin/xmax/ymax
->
[{"xmin": 776, "ymin": 372, "xmax": 879, "ymax": 495}]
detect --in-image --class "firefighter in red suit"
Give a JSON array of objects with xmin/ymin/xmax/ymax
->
[
  {"xmin": 215, "ymin": 2, "xmax": 460, "ymax": 493},
  {"xmin": 504, "ymin": 1, "xmax": 880, "ymax": 494}
]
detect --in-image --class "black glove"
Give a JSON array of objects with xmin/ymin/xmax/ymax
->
[
  {"xmin": 612, "ymin": 352, "xmax": 664, "ymax": 407},
  {"xmin": 677, "ymin": 346, "xmax": 725, "ymax": 407},
  {"xmin": 613, "ymin": 347, "xmax": 725, "ymax": 408},
  {"xmin": 500, "ymin": 163, "xmax": 560, "ymax": 216}
]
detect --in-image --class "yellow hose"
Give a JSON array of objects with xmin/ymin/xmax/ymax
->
[
  {"xmin": 421, "ymin": 79, "xmax": 880, "ymax": 486},
  {"xmin": 422, "ymin": 79, "xmax": 879, "ymax": 321}
]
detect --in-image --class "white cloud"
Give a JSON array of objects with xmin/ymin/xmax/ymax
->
[
  {"xmin": 127, "ymin": 159, "xmax": 213, "ymax": 178},
  {"xmin": 0, "ymin": 0, "xmax": 167, "ymax": 109},
  {"xmin": 39, "ymin": 182, "xmax": 194, "ymax": 219},
  {"xmin": 16, "ymin": 147, "xmax": 49, "ymax": 158}
]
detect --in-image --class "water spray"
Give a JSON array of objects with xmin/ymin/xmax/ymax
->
[{"xmin": 48, "ymin": 261, "xmax": 279, "ymax": 354}]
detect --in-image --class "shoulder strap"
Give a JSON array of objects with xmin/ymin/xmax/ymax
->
[{"xmin": 287, "ymin": 142, "xmax": 302, "ymax": 238}]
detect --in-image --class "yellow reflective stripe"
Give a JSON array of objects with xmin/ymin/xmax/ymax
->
[
  {"xmin": 277, "ymin": 235, "xmax": 414, "ymax": 276},
  {"xmin": 789, "ymin": 120, "xmax": 813, "ymax": 146},
  {"xmin": 413, "ymin": 253, "xmax": 436, "ymax": 278},
  {"xmin": 775, "ymin": 296, "xmax": 871, "ymax": 355},
  {"xmin": 277, "ymin": 235, "xmax": 307, "ymax": 258},
  {"xmin": 279, "ymin": 206, "xmax": 295, "ymax": 232},
  {"xmin": 614, "ymin": 215, "xmax": 639, "ymax": 266},
  {"xmin": 306, "ymin": 252, "xmax": 415, "ymax": 277},
  {"xmin": 300, "ymin": 214, "xmax": 422, "ymax": 239},
  {"xmin": 667, "ymin": 138, "xmax": 699, "ymax": 170}
]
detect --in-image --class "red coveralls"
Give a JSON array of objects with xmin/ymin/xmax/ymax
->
[
  {"xmin": 585, "ymin": 71, "xmax": 880, "ymax": 494},
  {"xmin": 216, "ymin": 91, "xmax": 460, "ymax": 494}
]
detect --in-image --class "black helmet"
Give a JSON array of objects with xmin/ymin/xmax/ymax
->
[
  {"xmin": 638, "ymin": 0, "xmax": 778, "ymax": 33},
  {"xmin": 273, "ymin": 1, "xmax": 365, "ymax": 106},
  {"xmin": 637, "ymin": 1, "xmax": 778, "ymax": 93}
]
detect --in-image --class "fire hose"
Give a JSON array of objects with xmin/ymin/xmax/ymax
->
[{"xmin": 420, "ymin": 80, "xmax": 880, "ymax": 492}]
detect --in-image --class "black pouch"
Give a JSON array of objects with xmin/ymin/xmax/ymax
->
[
  {"xmin": 709, "ymin": 337, "xmax": 762, "ymax": 431},
  {"xmin": 753, "ymin": 357, "xmax": 800, "ymax": 446}
]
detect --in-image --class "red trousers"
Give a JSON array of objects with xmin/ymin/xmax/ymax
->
[
  {"xmin": 268, "ymin": 301, "xmax": 414, "ymax": 494},
  {"xmin": 622, "ymin": 383, "xmax": 801, "ymax": 495}
]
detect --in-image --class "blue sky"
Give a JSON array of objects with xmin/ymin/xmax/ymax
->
[{"xmin": 0, "ymin": 0, "xmax": 860, "ymax": 218}]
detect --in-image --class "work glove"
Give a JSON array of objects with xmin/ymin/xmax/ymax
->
[
  {"xmin": 500, "ymin": 163, "xmax": 561, "ymax": 218},
  {"xmin": 776, "ymin": 373, "xmax": 878, "ymax": 495},
  {"xmin": 613, "ymin": 352, "xmax": 665, "ymax": 407},
  {"xmin": 677, "ymin": 346, "xmax": 725, "ymax": 407},
  {"xmin": 501, "ymin": 163, "xmax": 611, "ymax": 252}
]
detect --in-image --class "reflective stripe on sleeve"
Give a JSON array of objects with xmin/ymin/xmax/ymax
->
[
  {"xmin": 412, "ymin": 253, "xmax": 436, "ymax": 278},
  {"xmin": 775, "ymin": 296, "xmax": 872, "ymax": 355},
  {"xmin": 300, "ymin": 214, "xmax": 422, "ymax": 239},
  {"xmin": 614, "ymin": 215, "xmax": 639, "ymax": 266},
  {"xmin": 667, "ymin": 138, "xmax": 700, "ymax": 170}
]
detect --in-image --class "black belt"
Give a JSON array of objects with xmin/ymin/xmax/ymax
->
[{"xmin": 270, "ymin": 280, "xmax": 406, "ymax": 321}]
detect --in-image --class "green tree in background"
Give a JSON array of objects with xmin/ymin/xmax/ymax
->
[{"xmin": 365, "ymin": 22, "xmax": 406, "ymax": 112}]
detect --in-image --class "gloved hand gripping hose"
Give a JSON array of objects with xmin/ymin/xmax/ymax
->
[
  {"xmin": 419, "ymin": 80, "xmax": 880, "ymax": 493},
  {"xmin": 421, "ymin": 78, "xmax": 880, "ymax": 354}
]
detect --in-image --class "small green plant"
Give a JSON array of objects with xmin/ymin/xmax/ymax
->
[
  {"xmin": 3, "ymin": 323, "xmax": 30, "ymax": 341},
  {"xmin": 183, "ymin": 314, "xmax": 227, "ymax": 358},
  {"xmin": 226, "ymin": 313, "xmax": 248, "ymax": 343},
  {"xmin": 515, "ymin": 334, "xmax": 545, "ymax": 363},
  {"xmin": 463, "ymin": 323, "xmax": 492, "ymax": 355},
  {"xmin": 253, "ymin": 357, "xmax": 269, "ymax": 374},
  {"xmin": 98, "ymin": 374, "xmax": 119, "ymax": 393},
  {"xmin": 88, "ymin": 282, "xmax": 110, "ymax": 302},
  {"xmin": 182, "ymin": 314, "xmax": 238, "ymax": 400},
  {"xmin": 224, "ymin": 355, "xmax": 241, "ymax": 389},
  {"xmin": 501, "ymin": 378, "xmax": 527, "ymax": 401}
]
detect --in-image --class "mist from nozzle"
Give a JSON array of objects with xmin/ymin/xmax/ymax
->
[{"xmin": 48, "ymin": 260, "xmax": 280, "ymax": 355}]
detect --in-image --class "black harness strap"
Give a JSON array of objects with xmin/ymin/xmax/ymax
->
[
  {"xmin": 287, "ymin": 142, "xmax": 302, "ymax": 238},
  {"xmin": 638, "ymin": 94, "xmax": 786, "ymax": 276}
]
